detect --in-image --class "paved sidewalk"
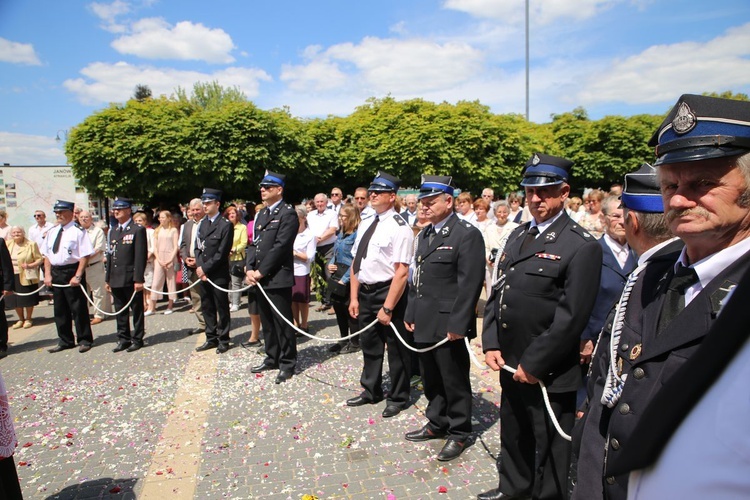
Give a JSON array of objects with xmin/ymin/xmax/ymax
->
[{"xmin": 2, "ymin": 298, "xmax": 505, "ymax": 499}]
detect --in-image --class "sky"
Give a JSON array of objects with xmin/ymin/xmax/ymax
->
[{"xmin": 1, "ymin": 0, "xmax": 749, "ymax": 166}]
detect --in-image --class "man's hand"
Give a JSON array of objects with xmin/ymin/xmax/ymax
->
[
  {"xmin": 105, "ymin": 283, "xmax": 111, "ymax": 293},
  {"xmin": 196, "ymin": 266, "xmax": 206, "ymax": 281},
  {"xmin": 185, "ymin": 257, "xmax": 196, "ymax": 268},
  {"xmin": 69, "ymin": 276, "xmax": 81, "ymax": 287},
  {"xmin": 513, "ymin": 364, "xmax": 539, "ymax": 384},
  {"xmin": 245, "ymin": 270, "xmax": 262, "ymax": 285},
  {"xmin": 447, "ymin": 332, "xmax": 465, "ymax": 341},
  {"xmin": 404, "ymin": 321, "xmax": 414, "ymax": 332},
  {"xmin": 580, "ymin": 339, "xmax": 595, "ymax": 365},
  {"xmin": 348, "ymin": 299, "xmax": 359, "ymax": 319},
  {"xmin": 376, "ymin": 307, "xmax": 391, "ymax": 325},
  {"xmin": 134, "ymin": 283, "xmax": 144, "ymax": 292},
  {"xmin": 485, "ymin": 350, "xmax": 505, "ymax": 372},
  {"xmin": 44, "ymin": 277, "xmax": 52, "ymax": 287},
  {"xmin": 2, "ymin": 290, "xmax": 13, "ymax": 297}
]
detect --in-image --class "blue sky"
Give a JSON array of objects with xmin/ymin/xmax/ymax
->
[{"xmin": 1, "ymin": 0, "xmax": 749, "ymax": 165}]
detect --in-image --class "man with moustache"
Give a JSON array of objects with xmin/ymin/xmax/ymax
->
[
  {"xmin": 194, "ymin": 188, "xmax": 233, "ymax": 354},
  {"xmin": 247, "ymin": 172, "xmax": 299, "ymax": 384},
  {"xmin": 180, "ymin": 198, "xmax": 206, "ymax": 335},
  {"xmin": 478, "ymin": 154, "xmax": 602, "ymax": 500},
  {"xmin": 404, "ymin": 175, "xmax": 485, "ymax": 461},
  {"xmin": 41, "ymin": 200, "xmax": 95, "ymax": 353},
  {"xmin": 597, "ymin": 95, "xmax": 750, "ymax": 497},
  {"xmin": 106, "ymin": 198, "xmax": 148, "ymax": 353}
]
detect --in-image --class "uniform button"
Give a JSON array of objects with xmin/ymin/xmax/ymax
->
[
  {"xmin": 607, "ymin": 323, "xmax": 612, "ymax": 330},
  {"xmin": 606, "ymin": 476, "xmax": 616, "ymax": 485},
  {"xmin": 621, "ymin": 343, "xmax": 629, "ymax": 351},
  {"xmin": 501, "ymin": 304, "xmax": 507, "ymax": 310},
  {"xmin": 502, "ymin": 323, "xmax": 508, "ymax": 329},
  {"xmin": 610, "ymin": 438, "xmax": 620, "ymax": 450},
  {"xmin": 633, "ymin": 367, "xmax": 645, "ymax": 379},
  {"xmin": 504, "ymin": 285, "xmax": 510, "ymax": 290},
  {"xmin": 618, "ymin": 403, "xmax": 630, "ymax": 415},
  {"xmin": 538, "ymin": 268, "xmax": 543, "ymax": 272},
  {"xmin": 509, "ymin": 267, "xmax": 515, "ymax": 272}
]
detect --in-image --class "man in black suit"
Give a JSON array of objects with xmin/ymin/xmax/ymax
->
[
  {"xmin": 478, "ymin": 153, "xmax": 602, "ymax": 500},
  {"xmin": 403, "ymin": 175, "xmax": 485, "ymax": 461},
  {"xmin": 106, "ymin": 197, "xmax": 148, "ymax": 353},
  {"xmin": 570, "ymin": 163, "xmax": 680, "ymax": 500},
  {"xmin": 597, "ymin": 95, "xmax": 750, "ymax": 496},
  {"xmin": 246, "ymin": 172, "xmax": 299, "ymax": 384},
  {"xmin": 180, "ymin": 198, "xmax": 206, "ymax": 335},
  {"xmin": 195, "ymin": 188, "xmax": 234, "ymax": 354}
]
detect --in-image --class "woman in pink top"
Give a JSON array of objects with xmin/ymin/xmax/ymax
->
[{"xmin": 147, "ymin": 210, "xmax": 179, "ymax": 315}]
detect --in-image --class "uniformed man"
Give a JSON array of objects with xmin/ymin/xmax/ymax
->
[
  {"xmin": 570, "ymin": 164, "xmax": 680, "ymax": 500},
  {"xmin": 403, "ymin": 175, "xmax": 485, "ymax": 461},
  {"xmin": 247, "ymin": 172, "xmax": 299, "ymax": 384},
  {"xmin": 105, "ymin": 198, "xmax": 148, "ymax": 353},
  {"xmin": 346, "ymin": 172, "xmax": 414, "ymax": 418},
  {"xmin": 41, "ymin": 200, "xmax": 96, "ymax": 353},
  {"xmin": 195, "ymin": 188, "xmax": 234, "ymax": 354},
  {"xmin": 0, "ymin": 238, "xmax": 14, "ymax": 359},
  {"xmin": 478, "ymin": 154, "xmax": 602, "ymax": 500},
  {"xmin": 598, "ymin": 95, "xmax": 750, "ymax": 496}
]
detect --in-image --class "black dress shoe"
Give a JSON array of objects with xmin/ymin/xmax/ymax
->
[
  {"xmin": 251, "ymin": 363, "xmax": 277, "ymax": 373},
  {"xmin": 346, "ymin": 395, "xmax": 382, "ymax": 407},
  {"xmin": 241, "ymin": 340, "xmax": 261, "ymax": 348},
  {"xmin": 49, "ymin": 344, "xmax": 75, "ymax": 353},
  {"xmin": 112, "ymin": 343, "xmax": 131, "ymax": 353},
  {"xmin": 405, "ymin": 425, "xmax": 447, "ymax": 442},
  {"xmin": 78, "ymin": 344, "xmax": 92, "ymax": 353},
  {"xmin": 476, "ymin": 488, "xmax": 525, "ymax": 500},
  {"xmin": 328, "ymin": 343, "xmax": 343, "ymax": 353},
  {"xmin": 126, "ymin": 344, "xmax": 143, "ymax": 353},
  {"xmin": 195, "ymin": 342, "xmax": 218, "ymax": 352},
  {"xmin": 216, "ymin": 344, "xmax": 229, "ymax": 354},
  {"xmin": 437, "ymin": 439, "xmax": 467, "ymax": 461},
  {"xmin": 339, "ymin": 342, "xmax": 361, "ymax": 354},
  {"xmin": 382, "ymin": 405, "xmax": 402, "ymax": 418},
  {"xmin": 275, "ymin": 369, "xmax": 293, "ymax": 384}
]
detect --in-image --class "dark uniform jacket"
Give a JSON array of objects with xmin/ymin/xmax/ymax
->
[
  {"xmin": 0, "ymin": 239, "xmax": 14, "ymax": 293},
  {"xmin": 482, "ymin": 213, "xmax": 602, "ymax": 392},
  {"xmin": 247, "ymin": 202, "xmax": 298, "ymax": 290},
  {"xmin": 196, "ymin": 215, "xmax": 233, "ymax": 284},
  {"xmin": 105, "ymin": 222, "xmax": 147, "ymax": 288},
  {"xmin": 405, "ymin": 215, "xmax": 485, "ymax": 342},
  {"xmin": 581, "ymin": 237, "xmax": 637, "ymax": 342},
  {"xmin": 571, "ymin": 238, "xmax": 682, "ymax": 500},
  {"xmin": 604, "ymin": 248, "xmax": 750, "ymax": 480}
]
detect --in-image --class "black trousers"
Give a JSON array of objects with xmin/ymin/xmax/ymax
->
[
  {"xmin": 111, "ymin": 286, "xmax": 145, "ymax": 345},
  {"xmin": 418, "ymin": 338, "xmax": 472, "ymax": 439},
  {"xmin": 357, "ymin": 285, "xmax": 411, "ymax": 407},
  {"xmin": 51, "ymin": 265, "xmax": 93, "ymax": 347},
  {"xmin": 0, "ymin": 306, "xmax": 8, "ymax": 352},
  {"xmin": 316, "ymin": 243, "xmax": 334, "ymax": 304},
  {"xmin": 0, "ymin": 455, "xmax": 22, "ymax": 500},
  {"xmin": 498, "ymin": 370, "xmax": 575, "ymax": 499},
  {"xmin": 199, "ymin": 278, "xmax": 230, "ymax": 346},
  {"xmin": 257, "ymin": 286, "xmax": 296, "ymax": 371}
]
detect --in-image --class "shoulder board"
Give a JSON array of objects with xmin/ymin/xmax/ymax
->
[
  {"xmin": 392, "ymin": 213, "xmax": 407, "ymax": 226},
  {"xmin": 282, "ymin": 203, "xmax": 294, "ymax": 211},
  {"xmin": 569, "ymin": 224, "xmax": 595, "ymax": 241}
]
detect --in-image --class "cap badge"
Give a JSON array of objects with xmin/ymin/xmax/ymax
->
[
  {"xmin": 672, "ymin": 101, "xmax": 696, "ymax": 135},
  {"xmin": 532, "ymin": 154, "xmax": 541, "ymax": 165},
  {"xmin": 545, "ymin": 231, "xmax": 556, "ymax": 241}
]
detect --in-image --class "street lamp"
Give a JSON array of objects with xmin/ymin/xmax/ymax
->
[{"xmin": 55, "ymin": 129, "xmax": 68, "ymax": 143}]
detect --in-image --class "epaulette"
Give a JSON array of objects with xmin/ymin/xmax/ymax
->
[
  {"xmin": 393, "ymin": 213, "xmax": 407, "ymax": 226},
  {"xmin": 569, "ymin": 224, "xmax": 595, "ymax": 241}
]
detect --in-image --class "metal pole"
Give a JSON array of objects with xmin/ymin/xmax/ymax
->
[{"xmin": 525, "ymin": 0, "xmax": 530, "ymax": 121}]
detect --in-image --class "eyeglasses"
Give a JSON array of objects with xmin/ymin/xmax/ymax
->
[
  {"xmin": 330, "ymin": 193, "xmax": 342, "ymax": 197},
  {"xmin": 34, "ymin": 214, "xmax": 44, "ymax": 218}
]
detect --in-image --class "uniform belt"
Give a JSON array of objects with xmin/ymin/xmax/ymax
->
[
  {"xmin": 359, "ymin": 280, "xmax": 392, "ymax": 292},
  {"xmin": 52, "ymin": 263, "xmax": 78, "ymax": 270}
]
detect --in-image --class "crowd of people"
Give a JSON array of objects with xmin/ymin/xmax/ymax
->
[{"xmin": 0, "ymin": 94, "xmax": 748, "ymax": 499}]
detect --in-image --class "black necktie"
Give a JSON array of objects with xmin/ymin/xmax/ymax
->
[
  {"xmin": 52, "ymin": 227, "xmax": 64, "ymax": 253},
  {"xmin": 352, "ymin": 215, "xmax": 379, "ymax": 274},
  {"xmin": 520, "ymin": 226, "xmax": 539, "ymax": 252},
  {"xmin": 657, "ymin": 265, "xmax": 699, "ymax": 333},
  {"xmin": 428, "ymin": 225, "xmax": 436, "ymax": 245}
]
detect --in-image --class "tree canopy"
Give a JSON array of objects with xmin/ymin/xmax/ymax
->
[{"xmin": 65, "ymin": 84, "xmax": 747, "ymax": 206}]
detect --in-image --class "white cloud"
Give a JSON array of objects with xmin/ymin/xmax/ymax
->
[
  {"xmin": 89, "ymin": 0, "xmax": 131, "ymax": 33},
  {"xmin": 443, "ymin": 0, "xmax": 621, "ymax": 24},
  {"xmin": 578, "ymin": 22, "xmax": 750, "ymax": 105},
  {"xmin": 63, "ymin": 61, "xmax": 271, "ymax": 105},
  {"xmin": 0, "ymin": 38, "xmax": 41, "ymax": 66},
  {"xmin": 0, "ymin": 132, "xmax": 67, "ymax": 166},
  {"xmin": 111, "ymin": 17, "xmax": 236, "ymax": 64},
  {"xmin": 281, "ymin": 37, "xmax": 483, "ymax": 95}
]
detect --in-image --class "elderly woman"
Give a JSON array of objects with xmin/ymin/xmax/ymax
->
[
  {"xmin": 5, "ymin": 226, "xmax": 43, "ymax": 328},
  {"xmin": 292, "ymin": 206, "xmax": 316, "ymax": 334},
  {"xmin": 225, "ymin": 205, "xmax": 248, "ymax": 312},
  {"xmin": 482, "ymin": 201, "xmax": 519, "ymax": 294},
  {"xmin": 579, "ymin": 189, "xmax": 606, "ymax": 239}
]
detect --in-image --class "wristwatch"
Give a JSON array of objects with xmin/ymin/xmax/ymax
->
[
  {"xmin": 74, "ymin": 275, "xmax": 82, "ymax": 281},
  {"xmin": 382, "ymin": 306, "xmax": 393, "ymax": 315}
]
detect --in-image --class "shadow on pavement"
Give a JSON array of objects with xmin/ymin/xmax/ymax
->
[{"xmin": 44, "ymin": 477, "xmax": 138, "ymax": 499}]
